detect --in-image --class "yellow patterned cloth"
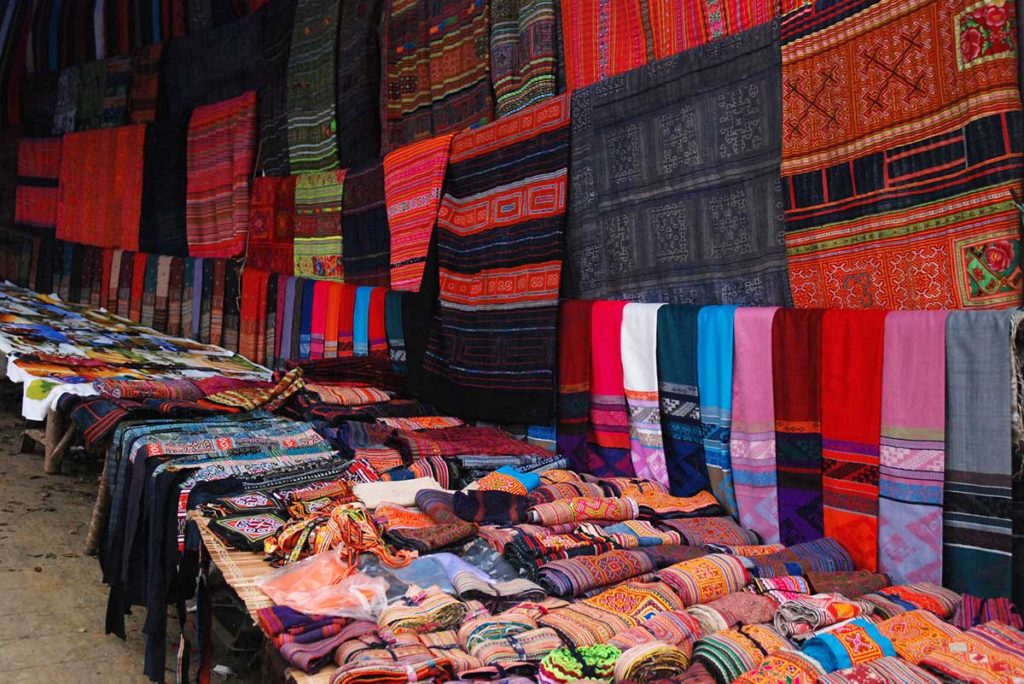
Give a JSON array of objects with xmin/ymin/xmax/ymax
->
[{"xmin": 657, "ymin": 554, "xmax": 751, "ymax": 607}]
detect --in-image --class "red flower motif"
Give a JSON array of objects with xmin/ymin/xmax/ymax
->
[
  {"xmin": 961, "ymin": 25, "xmax": 984, "ymax": 62},
  {"xmin": 985, "ymin": 240, "xmax": 1015, "ymax": 272},
  {"xmin": 985, "ymin": 4, "xmax": 1008, "ymax": 28}
]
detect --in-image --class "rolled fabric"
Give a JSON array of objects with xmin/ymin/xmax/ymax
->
[
  {"xmin": 329, "ymin": 658, "xmax": 453, "ymax": 684},
  {"xmin": 377, "ymin": 587, "xmax": 468, "ymax": 634},
  {"xmin": 658, "ymin": 555, "xmax": 750, "ymax": 607},
  {"xmin": 659, "ymin": 517, "xmax": 759, "ymax": 546},
  {"xmin": 453, "ymin": 490, "xmax": 530, "ymax": 525},
  {"xmin": 470, "ymin": 627, "xmax": 564, "ymax": 665},
  {"xmin": 614, "ymin": 641, "xmax": 691, "ymax": 683},
  {"xmin": 918, "ymin": 621, "xmax": 1024, "ymax": 683},
  {"xmin": 746, "ymin": 576, "xmax": 814, "ymax": 605},
  {"xmin": 537, "ymin": 644, "xmax": 620, "ymax": 684},
  {"xmin": 705, "ymin": 544, "xmax": 786, "ymax": 557},
  {"xmin": 817, "ymin": 657, "xmax": 942, "ymax": 684},
  {"xmin": 685, "ymin": 592, "xmax": 779, "ymax": 636},
  {"xmin": 418, "ymin": 630, "xmax": 482, "ymax": 674},
  {"xmin": 526, "ymin": 496, "xmax": 638, "ymax": 526},
  {"xmin": 800, "ymin": 618, "xmax": 896, "ymax": 673},
  {"xmin": 608, "ymin": 609, "xmax": 703, "ymax": 651},
  {"xmin": 773, "ymin": 593, "xmax": 874, "ymax": 639},
  {"xmin": 528, "ymin": 481, "xmax": 605, "ymax": 504},
  {"xmin": 805, "ymin": 570, "xmax": 890, "ymax": 598},
  {"xmin": 693, "ymin": 624, "xmax": 792, "ymax": 684},
  {"xmin": 734, "ymin": 649, "xmax": 825, "ymax": 684},
  {"xmin": 875, "ymin": 583, "xmax": 961, "ymax": 619},
  {"xmin": 748, "ymin": 537, "xmax": 854, "ymax": 579},
  {"xmin": 875, "ymin": 609, "xmax": 965, "ymax": 665},
  {"xmin": 537, "ymin": 549, "xmax": 654, "ymax": 597}
]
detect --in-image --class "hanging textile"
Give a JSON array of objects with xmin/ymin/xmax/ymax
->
[
  {"xmin": 342, "ymin": 160, "xmax": 389, "ymax": 286},
  {"xmin": 557, "ymin": 299, "xmax": 594, "ymax": 474},
  {"xmin": 162, "ymin": 8, "xmax": 263, "ymax": 117},
  {"xmin": 731, "ymin": 307, "xmax": 781, "ymax": 545},
  {"xmin": 382, "ymin": 0, "xmax": 494, "ymax": 151},
  {"xmin": 286, "ymin": 0, "xmax": 339, "ymax": 173},
  {"xmin": 353, "ymin": 285, "xmax": 372, "ymax": 357},
  {"xmin": 420, "ymin": 95, "xmax": 569, "ymax": 424},
  {"xmin": 944, "ymin": 310, "xmax": 1018, "ymax": 599},
  {"xmin": 782, "ymin": 0, "xmax": 1023, "ymax": 309},
  {"xmin": 773, "ymin": 308, "xmax": 824, "ymax": 546},
  {"xmin": 565, "ymin": 21, "xmax": 790, "ymax": 305},
  {"xmin": 384, "ymin": 290, "xmax": 407, "ymax": 373},
  {"xmin": 185, "ymin": 90, "xmax": 256, "ymax": 258},
  {"xmin": 101, "ymin": 55, "xmax": 129, "ymax": 127},
  {"xmin": 56, "ymin": 124, "xmax": 145, "ymax": 251},
  {"xmin": 821, "ymin": 309, "xmax": 887, "ymax": 573},
  {"xmin": 385, "ymin": 132, "xmax": 455, "ymax": 292},
  {"xmin": 657, "ymin": 305, "xmax": 710, "ymax": 497},
  {"xmin": 259, "ymin": 0, "xmax": 297, "ymax": 176},
  {"xmin": 560, "ymin": 0, "xmax": 777, "ymax": 92},
  {"xmin": 335, "ymin": 0, "xmax": 382, "ymax": 167},
  {"xmin": 698, "ymin": 305, "xmax": 738, "ymax": 517},
  {"xmin": 74, "ymin": 59, "xmax": 105, "ymax": 130},
  {"xmin": 140, "ymin": 115, "xmax": 189, "ymax": 256},
  {"xmin": 309, "ymin": 279, "xmax": 329, "ymax": 359},
  {"xmin": 51, "ymin": 65, "xmax": 78, "ymax": 134},
  {"xmin": 14, "ymin": 137, "xmax": 61, "ymax": 235},
  {"xmin": 247, "ymin": 175, "xmax": 296, "ymax": 275},
  {"xmin": 621, "ymin": 302, "xmax": 668, "ymax": 487},
  {"xmin": 336, "ymin": 283, "xmax": 358, "ymax": 358},
  {"xmin": 20, "ymin": 70, "xmax": 58, "ymax": 136},
  {"xmin": 322, "ymin": 281, "xmax": 342, "ymax": 358},
  {"xmin": 489, "ymin": 0, "xmax": 557, "ymax": 117},
  {"xmin": 588, "ymin": 300, "xmax": 634, "ymax": 477},
  {"xmin": 240, "ymin": 267, "xmax": 270, "ymax": 363},
  {"xmin": 293, "ymin": 169, "xmax": 346, "ymax": 280},
  {"xmin": 878, "ymin": 311, "xmax": 948, "ymax": 585},
  {"xmin": 127, "ymin": 43, "xmax": 162, "ymax": 123}
]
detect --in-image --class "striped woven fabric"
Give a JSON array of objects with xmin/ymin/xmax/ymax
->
[
  {"xmin": 293, "ymin": 169, "xmax": 346, "ymax": 280},
  {"xmin": 286, "ymin": 0, "xmax": 340, "ymax": 173},
  {"xmin": 657, "ymin": 555, "xmax": 750, "ymax": 607},
  {"xmin": 537, "ymin": 550, "xmax": 654, "ymax": 597},
  {"xmin": 692, "ymin": 623, "xmax": 792, "ymax": 684},
  {"xmin": 128, "ymin": 43, "xmax": 163, "ymax": 123},
  {"xmin": 421, "ymin": 95, "xmax": 570, "ymax": 423},
  {"xmin": 101, "ymin": 55, "xmax": 131, "ymax": 127},
  {"xmin": 185, "ymin": 90, "xmax": 256, "ymax": 258},
  {"xmin": 490, "ymin": 0, "xmax": 557, "ymax": 117},
  {"xmin": 384, "ymin": 132, "xmax": 455, "ymax": 291},
  {"xmin": 15, "ymin": 137, "xmax": 62, "ymax": 234},
  {"xmin": 342, "ymin": 160, "xmax": 390, "ymax": 286}
]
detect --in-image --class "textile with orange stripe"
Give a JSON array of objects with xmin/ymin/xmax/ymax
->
[
  {"xmin": 560, "ymin": 0, "xmax": 777, "ymax": 92},
  {"xmin": 57, "ymin": 124, "xmax": 145, "ymax": 251},
  {"xmin": 384, "ymin": 132, "xmax": 455, "ymax": 292},
  {"xmin": 782, "ymin": 0, "xmax": 1023, "ymax": 309},
  {"xmin": 240, "ymin": 268, "xmax": 271, "ymax": 365},
  {"xmin": 185, "ymin": 90, "xmax": 257, "ymax": 258},
  {"xmin": 821, "ymin": 309, "xmax": 887, "ymax": 572},
  {"xmin": 420, "ymin": 95, "xmax": 569, "ymax": 423},
  {"xmin": 15, "ymin": 138, "xmax": 62, "ymax": 235}
]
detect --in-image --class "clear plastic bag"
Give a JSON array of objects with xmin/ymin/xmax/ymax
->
[{"xmin": 256, "ymin": 548, "xmax": 389, "ymax": 620}]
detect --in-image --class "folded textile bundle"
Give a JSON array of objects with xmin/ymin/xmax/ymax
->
[
  {"xmin": 454, "ymin": 490, "xmax": 530, "ymax": 525},
  {"xmin": 595, "ymin": 520, "xmax": 683, "ymax": 548},
  {"xmin": 451, "ymin": 573, "xmax": 546, "ymax": 613},
  {"xmin": 537, "ymin": 644, "xmax": 621, "ymax": 684},
  {"xmin": 478, "ymin": 467, "xmax": 542, "ymax": 495},
  {"xmin": 540, "ymin": 582, "xmax": 683, "ymax": 647},
  {"xmin": 801, "ymin": 618, "xmax": 897, "ymax": 673},
  {"xmin": 630, "ymin": 490, "xmax": 722, "ymax": 519},
  {"xmin": 875, "ymin": 609, "xmax": 964, "ymax": 665},
  {"xmin": 527, "ymin": 497, "xmax": 639, "ymax": 526},
  {"xmin": 806, "ymin": 570, "xmax": 891, "ymax": 598},
  {"xmin": 390, "ymin": 426, "xmax": 550, "ymax": 459},
  {"xmin": 874, "ymin": 583, "xmax": 961, "ymax": 619},
  {"xmin": 658, "ymin": 555, "xmax": 750, "ymax": 607},
  {"xmin": 774, "ymin": 593, "xmax": 874, "ymax": 639},
  {"xmin": 660, "ymin": 517, "xmax": 759, "ymax": 545},
  {"xmin": 329, "ymin": 656, "xmax": 454, "ymax": 684},
  {"xmin": 693, "ymin": 624, "xmax": 793, "ymax": 684},
  {"xmin": 594, "ymin": 476, "xmax": 670, "ymax": 497},
  {"xmin": 817, "ymin": 656, "xmax": 941, "ymax": 684},
  {"xmin": 746, "ymin": 575, "xmax": 813, "ymax": 604},
  {"xmin": 306, "ymin": 383, "xmax": 391, "ymax": 406},
  {"xmin": 705, "ymin": 543, "xmax": 786, "ymax": 557},
  {"xmin": 919, "ymin": 621, "xmax": 1024, "ymax": 683},
  {"xmin": 378, "ymin": 586, "xmax": 469, "ymax": 635},
  {"xmin": 639, "ymin": 545, "xmax": 709, "ymax": 569},
  {"xmin": 472, "ymin": 627, "xmax": 565, "ymax": 666},
  {"xmin": 734, "ymin": 649, "xmax": 824, "ymax": 684},
  {"xmin": 418, "ymin": 629, "xmax": 482, "ymax": 674},
  {"xmin": 459, "ymin": 608, "xmax": 539, "ymax": 653},
  {"xmin": 537, "ymin": 550, "xmax": 654, "ymax": 597},
  {"xmin": 94, "ymin": 378, "xmax": 203, "ymax": 400},
  {"xmin": 685, "ymin": 592, "xmax": 779, "ymax": 636},
  {"xmin": 607, "ymin": 608, "xmax": 703, "ymax": 652},
  {"xmin": 279, "ymin": 621, "xmax": 377, "ymax": 673},
  {"xmin": 747, "ymin": 537, "xmax": 854, "ymax": 578},
  {"xmin": 503, "ymin": 531, "xmax": 617, "ymax": 576},
  {"xmin": 386, "ymin": 492, "xmax": 477, "ymax": 554},
  {"xmin": 528, "ymin": 481, "xmax": 606, "ymax": 504},
  {"xmin": 953, "ymin": 596, "xmax": 1024, "ymax": 630},
  {"xmin": 614, "ymin": 641, "xmax": 692, "ymax": 682}
]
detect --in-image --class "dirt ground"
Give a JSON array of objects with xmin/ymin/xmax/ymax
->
[{"xmin": 0, "ymin": 385, "xmax": 262, "ymax": 683}]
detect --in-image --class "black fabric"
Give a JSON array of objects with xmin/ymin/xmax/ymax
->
[
  {"xmin": 257, "ymin": 0, "xmax": 297, "ymax": 175},
  {"xmin": 335, "ymin": 0, "xmax": 382, "ymax": 167},
  {"xmin": 20, "ymin": 70, "xmax": 58, "ymax": 136},
  {"xmin": 139, "ymin": 115, "xmax": 190, "ymax": 256}
]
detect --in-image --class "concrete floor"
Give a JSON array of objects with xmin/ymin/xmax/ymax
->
[{"xmin": 0, "ymin": 393, "xmax": 260, "ymax": 683}]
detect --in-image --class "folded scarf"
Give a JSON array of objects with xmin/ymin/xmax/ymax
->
[
  {"xmin": 952, "ymin": 596, "xmax": 1024, "ymax": 630},
  {"xmin": 622, "ymin": 302, "xmax": 670, "ymax": 486},
  {"xmin": 538, "ymin": 550, "xmax": 654, "ymax": 597},
  {"xmin": 589, "ymin": 300, "xmax": 635, "ymax": 477},
  {"xmin": 748, "ymin": 537, "xmax": 854, "ymax": 579},
  {"xmin": 801, "ymin": 618, "xmax": 896, "ymax": 673},
  {"xmin": 876, "ymin": 609, "xmax": 965, "ymax": 665},
  {"xmin": 453, "ymin": 490, "xmax": 530, "ymax": 525},
  {"xmin": 527, "ymin": 497, "xmax": 639, "ymax": 526},
  {"xmin": 615, "ymin": 641, "xmax": 692, "ymax": 682},
  {"xmin": 774, "ymin": 593, "xmax": 874, "ymax": 639},
  {"xmin": 817, "ymin": 656, "xmax": 941, "ymax": 684},
  {"xmin": 537, "ymin": 644, "xmax": 620, "ymax": 684},
  {"xmin": 658, "ymin": 516, "xmax": 759, "ymax": 545},
  {"xmin": 734, "ymin": 649, "xmax": 824, "ymax": 684},
  {"xmin": 657, "ymin": 555, "xmax": 750, "ymax": 608}
]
